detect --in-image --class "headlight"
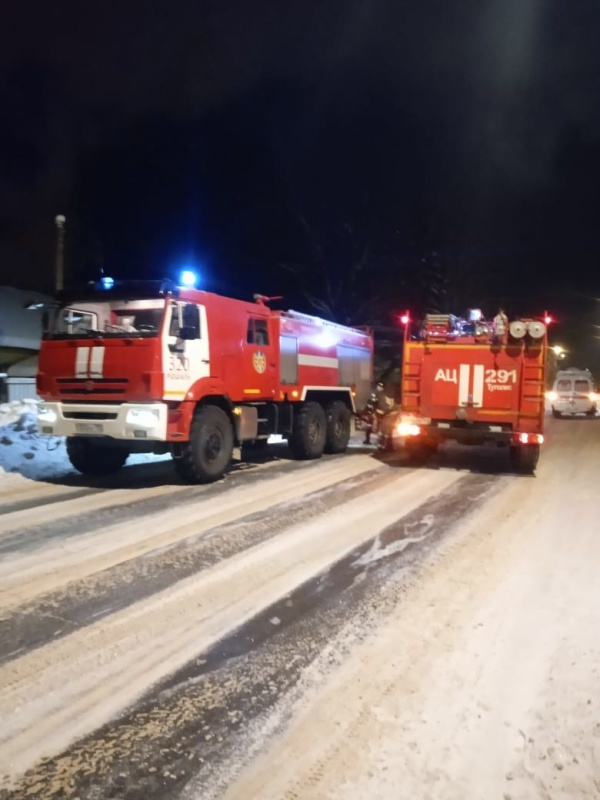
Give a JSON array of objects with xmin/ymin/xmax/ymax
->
[
  {"xmin": 546, "ymin": 391, "xmax": 557, "ymax": 401},
  {"xmin": 396, "ymin": 422, "xmax": 421, "ymax": 437},
  {"xmin": 589, "ymin": 392, "xmax": 597, "ymax": 401},
  {"xmin": 37, "ymin": 405, "xmax": 58, "ymax": 424},
  {"xmin": 126, "ymin": 408, "xmax": 160, "ymax": 427}
]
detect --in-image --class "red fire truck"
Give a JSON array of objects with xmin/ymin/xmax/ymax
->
[
  {"xmin": 36, "ymin": 279, "xmax": 373, "ymax": 482},
  {"xmin": 382, "ymin": 310, "xmax": 549, "ymax": 473}
]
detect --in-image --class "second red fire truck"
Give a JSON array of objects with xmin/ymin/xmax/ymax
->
[
  {"xmin": 380, "ymin": 309, "xmax": 549, "ymax": 473},
  {"xmin": 36, "ymin": 279, "xmax": 373, "ymax": 482}
]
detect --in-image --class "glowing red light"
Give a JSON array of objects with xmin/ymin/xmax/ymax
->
[
  {"xmin": 400, "ymin": 314, "xmax": 409, "ymax": 325},
  {"xmin": 544, "ymin": 315, "xmax": 552, "ymax": 325}
]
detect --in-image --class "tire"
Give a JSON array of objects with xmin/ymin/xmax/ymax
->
[
  {"xmin": 172, "ymin": 405, "xmax": 234, "ymax": 483},
  {"xmin": 288, "ymin": 401, "xmax": 327, "ymax": 460},
  {"xmin": 586, "ymin": 406, "xmax": 597, "ymax": 418},
  {"xmin": 66, "ymin": 437, "xmax": 129, "ymax": 476},
  {"xmin": 551, "ymin": 408, "xmax": 562, "ymax": 419},
  {"xmin": 324, "ymin": 401, "xmax": 351, "ymax": 454},
  {"xmin": 509, "ymin": 443, "xmax": 540, "ymax": 474}
]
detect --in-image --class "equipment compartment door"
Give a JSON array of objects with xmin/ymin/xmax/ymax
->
[
  {"xmin": 338, "ymin": 345, "xmax": 372, "ymax": 409},
  {"xmin": 280, "ymin": 335, "xmax": 298, "ymax": 385},
  {"xmin": 417, "ymin": 348, "xmax": 521, "ymax": 417}
]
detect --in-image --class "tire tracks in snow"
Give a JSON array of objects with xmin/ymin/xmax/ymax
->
[
  {"xmin": 0, "ymin": 462, "xmax": 402, "ymax": 665},
  {"xmin": 0, "ymin": 470, "xmax": 499, "ymax": 800},
  {"xmin": 0, "ymin": 464, "xmax": 463, "ymax": 787},
  {"xmin": 0, "ymin": 449, "xmax": 309, "ymax": 553},
  {"xmin": 0, "ymin": 455, "xmax": 380, "ymax": 608}
]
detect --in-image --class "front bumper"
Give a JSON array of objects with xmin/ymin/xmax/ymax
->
[{"xmin": 36, "ymin": 402, "xmax": 169, "ymax": 441}]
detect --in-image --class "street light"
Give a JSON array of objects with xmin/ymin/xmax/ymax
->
[
  {"xmin": 54, "ymin": 214, "xmax": 66, "ymax": 292},
  {"xmin": 550, "ymin": 344, "xmax": 567, "ymax": 363}
]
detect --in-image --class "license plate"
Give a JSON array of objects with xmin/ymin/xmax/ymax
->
[{"xmin": 75, "ymin": 422, "xmax": 104, "ymax": 434}]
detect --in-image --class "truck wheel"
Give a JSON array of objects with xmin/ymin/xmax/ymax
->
[
  {"xmin": 173, "ymin": 406, "xmax": 234, "ymax": 483},
  {"xmin": 586, "ymin": 406, "xmax": 597, "ymax": 417},
  {"xmin": 551, "ymin": 408, "xmax": 562, "ymax": 419},
  {"xmin": 509, "ymin": 443, "xmax": 540, "ymax": 474},
  {"xmin": 288, "ymin": 401, "xmax": 327, "ymax": 460},
  {"xmin": 324, "ymin": 401, "xmax": 351, "ymax": 454},
  {"xmin": 66, "ymin": 437, "xmax": 129, "ymax": 476}
]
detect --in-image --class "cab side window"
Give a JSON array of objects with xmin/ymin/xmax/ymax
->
[
  {"xmin": 169, "ymin": 304, "xmax": 181, "ymax": 337},
  {"xmin": 247, "ymin": 317, "xmax": 269, "ymax": 346}
]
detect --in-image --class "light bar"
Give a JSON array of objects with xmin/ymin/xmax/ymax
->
[{"xmin": 179, "ymin": 270, "xmax": 198, "ymax": 288}]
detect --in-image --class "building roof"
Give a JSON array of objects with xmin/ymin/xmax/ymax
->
[{"xmin": 0, "ymin": 287, "xmax": 50, "ymax": 366}]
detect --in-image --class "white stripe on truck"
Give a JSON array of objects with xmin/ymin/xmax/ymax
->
[
  {"xmin": 75, "ymin": 346, "xmax": 106, "ymax": 378},
  {"xmin": 75, "ymin": 347, "xmax": 89, "ymax": 378},
  {"xmin": 298, "ymin": 354, "xmax": 339, "ymax": 369},
  {"xmin": 458, "ymin": 364, "xmax": 470, "ymax": 406},
  {"xmin": 89, "ymin": 346, "xmax": 105, "ymax": 378},
  {"xmin": 472, "ymin": 364, "xmax": 484, "ymax": 407}
]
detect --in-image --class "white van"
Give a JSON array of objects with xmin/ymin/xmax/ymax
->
[{"xmin": 548, "ymin": 368, "xmax": 597, "ymax": 418}]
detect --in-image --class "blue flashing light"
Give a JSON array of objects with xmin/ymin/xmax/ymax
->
[
  {"xmin": 179, "ymin": 269, "xmax": 198, "ymax": 288},
  {"xmin": 100, "ymin": 276, "xmax": 115, "ymax": 290}
]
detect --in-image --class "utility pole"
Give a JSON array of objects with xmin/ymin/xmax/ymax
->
[{"xmin": 54, "ymin": 214, "xmax": 66, "ymax": 291}]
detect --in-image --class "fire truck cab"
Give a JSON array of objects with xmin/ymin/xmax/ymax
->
[
  {"xmin": 385, "ymin": 309, "xmax": 548, "ymax": 473},
  {"xmin": 36, "ymin": 279, "xmax": 373, "ymax": 483}
]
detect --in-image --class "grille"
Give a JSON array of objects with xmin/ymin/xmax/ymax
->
[
  {"xmin": 57, "ymin": 378, "xmax": 129, "ymax": 396},
  {"xmin": 63, "ymin": 412, "xmax": 119, "ymax": 420},
  {"xmin": 59, "ymin": 387, "xmax": 126, "ymax": 395},
  {"xmin": 56, "ymin": 378, "xmax": 128, "ymax": 384}
]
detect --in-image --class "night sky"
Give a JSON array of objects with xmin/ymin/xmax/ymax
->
[{"xmin": 1, "ymin": 1, "xmax": 600, "ymax": 364}]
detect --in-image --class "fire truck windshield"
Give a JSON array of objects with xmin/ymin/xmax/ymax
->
[{"xmin": 44, "ymin": 299, "xmax": 167, "ymax": 339}]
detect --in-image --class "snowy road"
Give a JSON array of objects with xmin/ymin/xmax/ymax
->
[{"xmin": 1, "ymin": 413, "xmax": 599, "ymax": 799}]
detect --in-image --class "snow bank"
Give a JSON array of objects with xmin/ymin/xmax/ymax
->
[{"xmin": 0, "ymin": 399, "xmax": 69, "ymax": 484}]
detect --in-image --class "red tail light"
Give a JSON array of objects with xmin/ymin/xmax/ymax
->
[{"xmin": 515, "ymin": 432, "xmax": 543, "ymax": 445}]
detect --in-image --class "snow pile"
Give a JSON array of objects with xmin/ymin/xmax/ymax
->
[
  {"xmin": 0, "ymin": 399, "xmax": 69, "ymax": 482},
  {"xmin": 0, "ymin": 399, "xmax": 169, "ymax": 485},
  {"xmin": 0, "ymin": 398, "xmax": 40, "ymax": 428}
]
